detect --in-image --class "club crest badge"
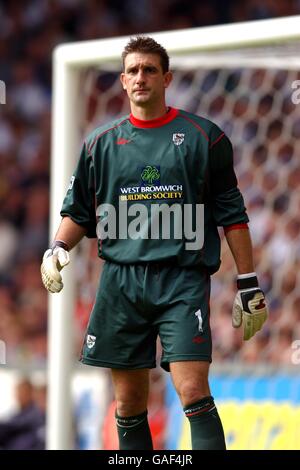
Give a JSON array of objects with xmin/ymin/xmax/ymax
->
[
  {"xmin": 173, "ymin": 133, "xmax": 185, "ymax": 146},
  {"xmin": 86, "ymin": 334, "xmax": 96, "ymax": 349}
]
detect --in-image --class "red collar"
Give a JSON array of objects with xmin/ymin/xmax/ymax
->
[{"xmin": 129, "ymin": 107, "xmax": 178, "ymax": 128}]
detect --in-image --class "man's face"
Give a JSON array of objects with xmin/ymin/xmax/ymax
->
[{"xmin": 120, "ymin": 53, "xmax": 172, "ymax": 108}]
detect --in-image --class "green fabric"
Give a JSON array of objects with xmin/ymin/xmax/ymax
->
[
  {"xmin": 80, "ymin": 261, "xmax": 212, "ymax": 371},
  {"xmin": 61, "ymin": 108, "xmax": 248, "ymax": 273},
  {"xmin": 184, "ymin": 397, "xmax": 226, "ymax": 450},
  {"xmin": 116, "ymin": 410, "xmax": 153, "ymax": 450}
]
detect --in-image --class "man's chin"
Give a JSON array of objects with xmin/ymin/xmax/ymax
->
[{"xmin": 132, "ymin": 97, "xmax": 150, "ymax": 107}]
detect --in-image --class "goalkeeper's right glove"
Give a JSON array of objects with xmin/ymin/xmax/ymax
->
[
  {"xmin": 41, "ymin": 240, "xmax": 70, "ymax": 293},
  {"xmin": 232, "ymin": 273, "xmax": 268, "ymax": 341}
]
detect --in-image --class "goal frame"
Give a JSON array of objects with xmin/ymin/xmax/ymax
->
[{"xmin": 48, "ymin": 15, "xmax": 300, "ymax": 449}]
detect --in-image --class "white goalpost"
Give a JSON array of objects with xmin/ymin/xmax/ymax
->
[{"xmin": 48, "ymin": 15, "xmax": 300, "ymax": 449}]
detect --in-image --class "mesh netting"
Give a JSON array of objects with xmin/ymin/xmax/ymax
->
[{"xmin": 75, "ymin": 63, "xmax": 300, "ymax": 367}]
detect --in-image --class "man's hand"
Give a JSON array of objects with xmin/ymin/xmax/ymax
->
[
  {"xmin": 232, "ymin": 273, "xmax": 268, "ymax": 340},
  {"xmin": 41, "ymin": 241, "xmax": 70, "ymax": 293}
]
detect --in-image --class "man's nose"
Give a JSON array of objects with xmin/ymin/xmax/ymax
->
[{"xmin": 136, "ymin": 69, "xmax": 146, "ymax": 83}]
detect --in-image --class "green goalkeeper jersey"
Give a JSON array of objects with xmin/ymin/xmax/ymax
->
[{"xmin": 61, "ymin": 107, "xmax": 248, "ymax": 273}]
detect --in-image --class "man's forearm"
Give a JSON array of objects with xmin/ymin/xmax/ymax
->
[
  {"xmin": 53, "ymin": 216, "xmax": 87, "ymax": 250},
  {"xmin": 225, "ymin": 228, "xmax": 255, "ymax": 275}
]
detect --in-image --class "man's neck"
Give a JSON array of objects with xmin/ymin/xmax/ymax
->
[{"xmin": 130, "ymin": 103, "xmax": 168, "ymax": 121}]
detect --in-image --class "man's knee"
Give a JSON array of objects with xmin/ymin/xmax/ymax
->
[
  {"xmin": 115, "ymin": 384, "xmax": 149, "ymax": 416},
  {"xmin": 111, "ymin": 369, "xmax": 149, "ymax": 417},
  {"xmin": 176, "ymin": 379, "xmax": 210, "ymax": 406},
  {"xmin": 116, "ymin": 391, "xmax": 148, "ymax": 416},
  {"xmin": 170, "ymin": 361, "xmax": 210, "ymax": 406}
]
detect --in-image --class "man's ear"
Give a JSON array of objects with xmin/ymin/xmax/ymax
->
[
  {"xmin": 120, "ymin": 73, "xmax": 127, "ymax": 90},
  {"xmin": 164, "ymin": 71, "xmax": 173, "ymax": 89}
]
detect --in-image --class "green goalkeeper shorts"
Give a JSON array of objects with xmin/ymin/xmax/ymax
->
[{"xmin": 80, "ymin": 261, "xmax": 212, "ymax": 371}]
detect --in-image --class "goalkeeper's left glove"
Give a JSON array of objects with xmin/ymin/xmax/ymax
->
[
  {"xmin": 232, "ymin": 273, "xmax": 268, "ymax": 341},
  {"xmin": 41, "ymin": 240, "xmax": 70, "ymax": 293}
]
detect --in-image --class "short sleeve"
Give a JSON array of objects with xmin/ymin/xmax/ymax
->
[
  {"xmin": 209, "ymin": 132, "xmax": 237, "ymax": 195},
  {"xmin": 60, "ymin": 142, "xmax": 97, "ymax": 238}
]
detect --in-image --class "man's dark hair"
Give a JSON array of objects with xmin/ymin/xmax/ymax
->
[{"xmin": 122, "ymin": 36, "xmax": 169, "ymax": 73}]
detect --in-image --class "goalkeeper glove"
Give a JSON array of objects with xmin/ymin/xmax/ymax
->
[
  {"xmin": 41, "ymin": 240, "xmax": 70, "ymax": 293},
  {"xmin": 232, "ymin": 273, "xmax": 268, "ymax": 341}
]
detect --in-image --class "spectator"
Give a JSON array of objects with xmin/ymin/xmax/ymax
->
[{"xmin": 0, "ymin": 378, "xmax": 46, "ymax": 450}]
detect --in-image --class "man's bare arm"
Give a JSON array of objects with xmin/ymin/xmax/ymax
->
[
  {"xmin": 225, "ymin": 228, "xmax": 254, "ymax": 274},
  {"xmin": 54, "ymin": 216, "xmax": 87, "ymax": 250}
]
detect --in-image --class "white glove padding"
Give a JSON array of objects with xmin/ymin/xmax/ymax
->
[
  {"xmin": 41, "ymin": 246, "xmax": 70, "ymax": 293},
  {"xmin": 232, "ymin": 288, "xmax": 268, "ymax": 341}
]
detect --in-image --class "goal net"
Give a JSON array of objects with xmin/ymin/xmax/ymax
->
[{"xmin": 48, "ymin": 16, "xmax": 300, "ymax": 449}]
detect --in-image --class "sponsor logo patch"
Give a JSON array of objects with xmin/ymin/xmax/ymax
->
[
  {"xmin": 86, "ymin": 334, "xmax": 96, "ymax": 349},
  {"xmin": 141, "ymin": 165, "xmax": 160, "ymax": 186}
]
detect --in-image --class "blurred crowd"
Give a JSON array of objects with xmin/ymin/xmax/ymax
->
[
  {"xmin": 0, "ymin": 377, "xmax": 46, "ymax": 449},
  {"xmin": 1, "ymin": 0, "xmax": 300, "ymax": 368}
]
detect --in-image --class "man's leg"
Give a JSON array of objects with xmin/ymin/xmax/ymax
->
[
  {"xmin": 111, "ymin": 368, "xmax": 153, "ymax": 450},
  {"xmin": 170, "ymin": 361, "xmax": 226, "ymax": 450}
]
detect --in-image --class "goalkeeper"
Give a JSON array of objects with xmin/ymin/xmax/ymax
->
[{"xmin": 41, "ymin": 36, "xmax": 267, "ymax": 450}]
